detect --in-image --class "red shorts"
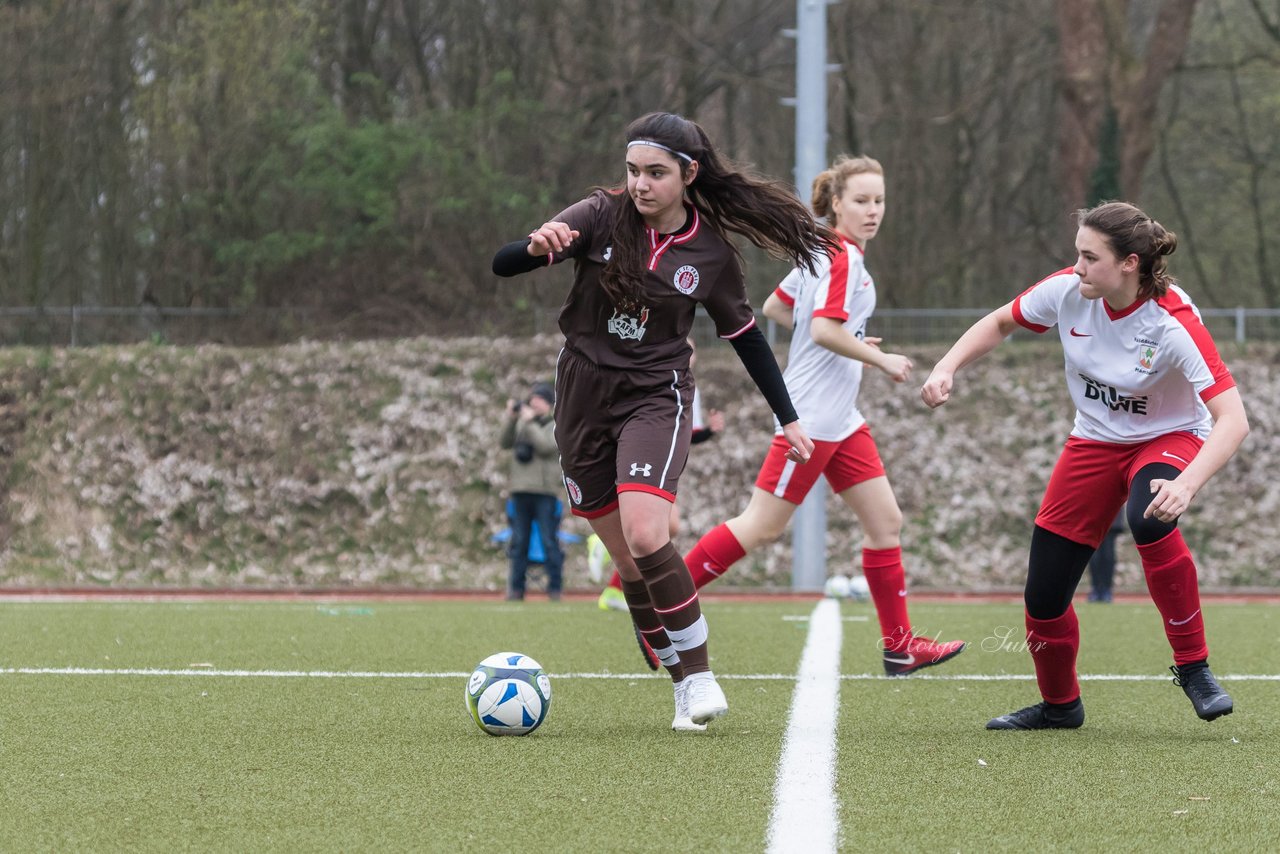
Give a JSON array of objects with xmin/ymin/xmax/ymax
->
[
  {"xmin": 1036, "ymin": 432, "xmax": 1204, "ymax": 546},
  {"xmin": 754, "ymin": 424, "xmax": 886, "ymax": 504}
]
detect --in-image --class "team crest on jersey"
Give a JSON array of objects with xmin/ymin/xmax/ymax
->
[
  {"xmin": 1137, "ymin": 342, "xmax": 1159, "ymax": 372},
  {"xmin": 608, "ymin": 307, "xmax": 650, "ymax": 341},
  {"xmin": 564, "ymin": 477, "xmax": 583, "ymax": 505},
  {"xmin": 673, "ymin": 265, "xmax": 700, "ymax": 294}
]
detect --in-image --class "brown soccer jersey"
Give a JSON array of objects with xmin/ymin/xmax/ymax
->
[
  {"xmin": 546, "ymin": 190, "xmax": 757, "ymax": 372},
  {"xmin": 540, "ymin": 190, "xmax": 756, "ymax": 516}
]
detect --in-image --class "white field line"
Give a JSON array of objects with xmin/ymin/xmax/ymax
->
[
  {"xmin": 766, "ymin": 597, "xmax": 842, "ymax": 854},
  {"xmin": 1, "ymin": 667, "xmax": 1278, "ymax": 681},
  {"xmin": 782, "ymin": 614, "xmax": 868, "ymax": 622}
]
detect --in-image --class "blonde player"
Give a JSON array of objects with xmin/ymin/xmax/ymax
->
[{"xmin": 682, "ymin": 155, "xmax": 967, "ymax": 676}]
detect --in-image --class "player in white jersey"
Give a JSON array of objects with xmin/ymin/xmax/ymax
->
[
  {"xmin": 922, "ymin": 201, "xmax": 1250, "ymax": 730},
  {"xmin": 684, "ymin": 155, "xmax": 967, "ymax": 676}
]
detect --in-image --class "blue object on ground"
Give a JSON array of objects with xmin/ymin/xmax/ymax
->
[{"xmin": 490, "ymin": 499, "xmax": 581, "ymax": 563}]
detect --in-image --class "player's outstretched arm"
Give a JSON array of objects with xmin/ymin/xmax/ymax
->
[
  {"xmin": 761, "ymin": 292, "xmax": 794, "ymax": 330},
  {"xmin": 491, "ymin": 221, "xmax": 581, "ymax": 278},
  {"xmin": 727, "ymin": 326, "xmax": 811, "ymax": 462},
  {"xmin": 527, "ymin": 221, "xmax": 579, "ymax": 256},
  {"xmin": 780, "ymin": 420, "xmax": 814, "ymax": 464},
  {"xmin": 810, "ymin": 317, "xmax": 912, "ymax": 382},
  {"xmin": 920, "ymin": 303, "xmax": 1018, "ymax": 408},
  {"xmin": 1144, "ymin": 387, "xmax": 1250, "ymax": 523}
]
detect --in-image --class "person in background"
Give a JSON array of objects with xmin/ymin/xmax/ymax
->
[
  {"xmin": 922, "ymin": 201, "xmax": 1248, "ymax": 730},
  {"xmin": 499, "ymin": 381, "xmax": 563, "ymax": 601},
  {"xmin": 1086, "ymin": 510, "xmax": 1125, "ymax": 603},
  {"xmin": 678, "ymin": 154, "xmax": 967, "ymax": 677},
  {"xmin": 492, "ymin": 111, "xmax": 829, "ymax": 731},
  {"xmin": 594, "ymin": 335, "xmax": 725, "ymax": 611}
]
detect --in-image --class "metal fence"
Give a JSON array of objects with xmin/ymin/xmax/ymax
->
[
  {"xmin": 0, "ymin": 306, "xmax": 315, "ymax": 347},
  {"xmin": 866, "ymin": 307, "xmax": 1280, "ymax": 346},
  {"xmin": 3, "ymin": 305, "xmax": 1280, "ymax": 348}
]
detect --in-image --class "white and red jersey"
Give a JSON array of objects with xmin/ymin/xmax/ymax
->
[
  {"xmin": 1012, "ymin": 268, "xmax": 1235, "ymax": 443},
  {"xmin": 771, "ymin": 237, "xmax": 877, "ymax": 441}
]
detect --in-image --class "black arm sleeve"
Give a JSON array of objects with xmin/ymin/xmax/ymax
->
[
  {"xmin": 492, "ymin": 239, "xmax": 549, "ymax": 277},
  {"xmin": 690, "ymin": 427, "xmax": 716, "ymax": 445},
  {"xmin": 728, "ymin": 326, "xmax": 798, "ymax": 426}
]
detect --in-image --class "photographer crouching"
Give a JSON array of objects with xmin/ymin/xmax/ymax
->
[{"xmin": 499, "ymin": 381, "xmax": 564, "ymax": 600}]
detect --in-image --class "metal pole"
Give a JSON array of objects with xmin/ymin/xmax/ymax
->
[{"xmin": 790, "ymin": 0, "xmax": 829, "ymax": 592}]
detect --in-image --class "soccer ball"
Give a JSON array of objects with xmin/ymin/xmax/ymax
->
[
  {"xmin": 823, "ymin": 574, "xmax": 851, "ymax": 598},
  {"xmin": 465, "ymin": 652, "xmax": 552, "ymax": 736},
  {"xmin": 848, "ymin": 574, "xmax": 871, "ymax": 602}
]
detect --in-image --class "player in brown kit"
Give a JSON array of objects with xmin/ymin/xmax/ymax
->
[{"xmin": 493, "ymin": 111, "xmax": 835, "ymax": 731}]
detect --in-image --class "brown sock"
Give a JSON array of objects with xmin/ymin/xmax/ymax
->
[
  {"xmin": 636, "ymin": 543, "xmax": 710, "ymax": 674},
  {"xmin": 620, "ymin": 577, "xmax": 684, "ymax": 679}
]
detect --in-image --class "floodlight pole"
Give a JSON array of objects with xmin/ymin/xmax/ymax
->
[{"xmin": 786, "ymin": 0, "xmax": 833, "ymax": 592}]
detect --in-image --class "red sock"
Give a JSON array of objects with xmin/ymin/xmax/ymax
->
[
  {"xmin": 607, "ymin": 569, "xmax": 622, "ymax": 591},
  {"xmin": 1026, "ymin": 608, "xmax": 1081, "ymax": 704},
  {"xmin": 863, "ymin": 547, "xmax": 911, "ymax": 652},
  {"xmin": 1137, "ymin": 530, "xmax": 1208, "ymax": 665},
  {"xmin": 684, "ymin": 523, "xmax": 746, "ymax": 589}
]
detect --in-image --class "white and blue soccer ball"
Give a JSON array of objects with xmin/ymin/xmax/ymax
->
[
  {"xmin": 848, "ymin": 574, "xmax": 871, "ymax": 602},
  {"xmin": 823, "ymin": 574, "xmax": 851, "ymax": 599},
  {"xmin": 465, "ymin": 652, "xmax": 552, "ymax": 736},
  {"xmin": 823, "ymin": 574, "xmax": 871, "ymax": 601}
]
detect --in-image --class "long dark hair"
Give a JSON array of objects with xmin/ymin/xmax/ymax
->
[
  {"xmin": 1077, "ymin": 201, "xmax": 1178, "ymax": 300},
  {"xmin": 600, "ymin": 112, "xmax": 838, "ymax": 313}
]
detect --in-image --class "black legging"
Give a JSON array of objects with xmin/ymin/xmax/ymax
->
[{"xmin": 1025, "ymin": 463, "xmax": 1180, "ymax": 619}]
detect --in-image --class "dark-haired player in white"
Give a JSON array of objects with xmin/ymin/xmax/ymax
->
[
  {"xmin": 923, "ymin": 201, "xmax": 1249, "ymax": 730},
  {"xmin": 493, "ymin": 112, "xmax": 835, "ymax": 732}
]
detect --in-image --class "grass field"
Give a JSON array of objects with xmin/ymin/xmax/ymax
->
[{"xmin": 1, "ymin": 595, "xmax": 1276, "ymax": 852}]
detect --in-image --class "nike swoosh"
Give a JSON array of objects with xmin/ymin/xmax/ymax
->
[
  {"xmin": 1161, "ymin": 451, "xmax": 1189, "ymax": 465},
  {"xmin": 897, "ymin": 589, "xmax": 907, "ymax": 597},
  {"xmin": 883, "ymin": 652, "xmax": 916, "ymax": 665},
  {"xmin": 1169, "ymin": 609, "xmax": 1201, "ymax": 627},
  {"xmin": 1070, "ymin": 327, "xmax": 1092, "ymax": 337},
  {"xmin": 702, "ymin": 562, "xmax": 722, "ymax": 577}
]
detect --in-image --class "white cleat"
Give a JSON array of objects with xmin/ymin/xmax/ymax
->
[
  {"xmin": 684, "ymin": 671, "xmax": 728, "ymax": 725},
  {"xmin": 672, "ymin": 679, "xmax": 707, "ymax": 732}
]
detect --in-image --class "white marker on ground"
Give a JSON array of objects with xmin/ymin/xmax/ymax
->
[
  {"xmin": 766, "ymin": 597, "xmax": 842, "ymax": 854},
  {"xmin": 3, "ymin": 667, "xmax": 1276, "ymax": 682}
]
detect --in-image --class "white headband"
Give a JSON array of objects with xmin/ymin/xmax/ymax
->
[{"xmin": 627, "ymin": 139, "xmax": 694, "ymax": 164}]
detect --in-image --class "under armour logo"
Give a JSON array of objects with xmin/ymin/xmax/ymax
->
[{"xmin": 629, "ymin": 463, "xmax": 652, "ymax": 477}]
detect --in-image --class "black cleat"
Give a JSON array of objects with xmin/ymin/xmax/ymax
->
[
  {"xmin": 634, "ymin": 623, "xmax": 660, "ymax": 671},
  {"xmin": 1171, "ymin": 660, "xmax": 1234, "ymax": 721},
  {"xmin": 986, "ymin": 698, "xmax": 1085, "ymax": 730}
]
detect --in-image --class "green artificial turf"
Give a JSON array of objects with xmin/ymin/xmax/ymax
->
[{"xmin": 0, "ymin": 598, "xmax": 1275, "ymax": 852}]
